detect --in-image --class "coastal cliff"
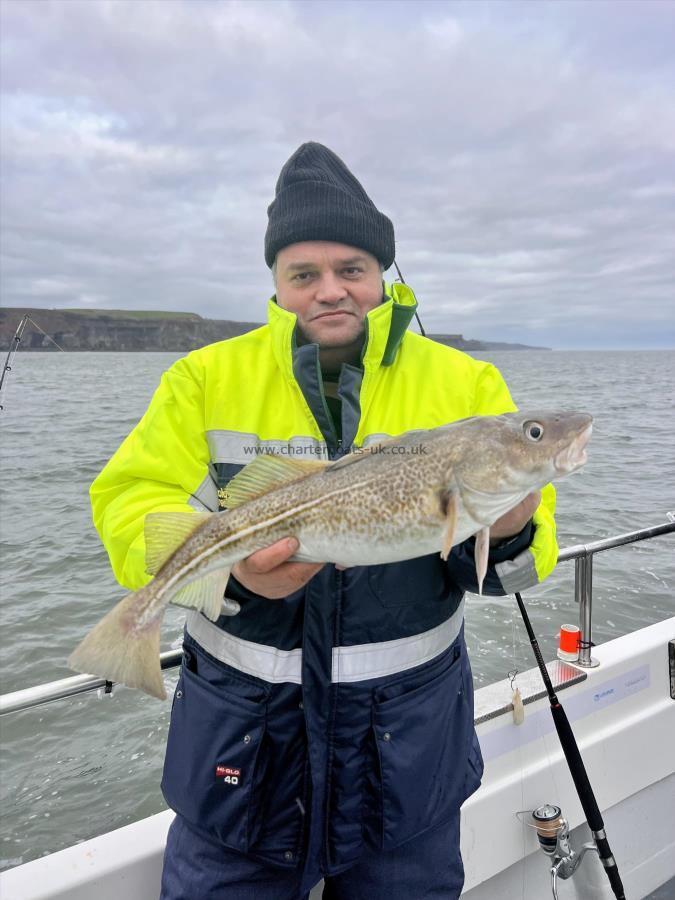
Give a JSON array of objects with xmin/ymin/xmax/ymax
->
[
  {"xmin": 0, "ymin": 309, "xmax": 258, "ymax": 352},
  {"xmin": 0, "ymin": 308, "xmax": 550, "ymax": 352}
]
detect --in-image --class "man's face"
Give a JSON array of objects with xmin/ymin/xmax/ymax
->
[{"xmin": 275, "ymin": 241, "xmax": 383, "ymax": 348}]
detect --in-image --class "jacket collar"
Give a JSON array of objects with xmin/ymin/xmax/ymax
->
[{"xmin": 267, "ymin": 282, "xmax": 418, "ymax": 380}]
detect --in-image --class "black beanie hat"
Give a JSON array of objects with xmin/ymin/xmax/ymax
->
[{"xmin": 265, "ymin": 142, "xmax": 395, "ymax": 270}]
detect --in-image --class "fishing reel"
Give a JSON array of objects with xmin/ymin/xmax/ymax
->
[{"xmin": 519, "ymin": 804, "xmax": 600, "ymax": 900}]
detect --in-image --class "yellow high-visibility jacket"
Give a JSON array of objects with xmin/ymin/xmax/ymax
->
[
  {"xmin": 90, "ymin": 281, "xmax": 558, "ymax": 868},
  {"xmin": 91, "ymin": 282, "xmax": 556, "ymax": 593}
]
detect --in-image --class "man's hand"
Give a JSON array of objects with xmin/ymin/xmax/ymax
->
[
  {"xmin": 232, "ymin": 537, "xmax": 324, "ymax": 599},
  {"xmin": 489, "ymin": 491, "xmax": 540, "ymax": 546}
]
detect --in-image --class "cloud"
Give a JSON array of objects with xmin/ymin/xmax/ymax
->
[{"xmin": 1, "ymin": 0, "xmax": 674, "ymax": 348}]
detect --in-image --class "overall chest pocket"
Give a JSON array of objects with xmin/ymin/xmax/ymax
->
[
  {"xmin": 370, "ymin": 643, "xmax": 475, "ymax": 850},
  {"xmin": 161, "ymin": 652, "xmax": 269, "ymax": 854},
  {"xmin": 368, "ymin": 555, "xmax": 450, "ymax": 608}
]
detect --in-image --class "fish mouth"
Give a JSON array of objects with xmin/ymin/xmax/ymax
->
[{"xmin": 554, "ymin": 423, "xmax": 593, "ymax": 474}]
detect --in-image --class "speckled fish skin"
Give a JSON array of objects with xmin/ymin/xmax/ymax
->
[
  {"xmin": 182, "ymin": 409, "xmax": 592, "ymax": 569},
  {"xmin": 68, "ymin": 410, "xmax": 592, "ymax": 698}
]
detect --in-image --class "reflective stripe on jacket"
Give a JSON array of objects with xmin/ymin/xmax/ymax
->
[{"xmin": 90, "ymin": 282, "xmax": 557, "ymax": 873}]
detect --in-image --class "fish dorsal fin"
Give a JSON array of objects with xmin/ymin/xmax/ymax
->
[
  {"xmin": 223, "ymin": 455, "xmax": 329, "ymax": 509},
  {"xmin": 144, "ymin": 511, "xmax": 213, "ymax": 575},
  {"xmin": 327, "ymin": 448, "xmax": 376, "ymax": 472},
  {"xmin": 328, "ymin": 437, "xmax": 399, "ymax": 472}
]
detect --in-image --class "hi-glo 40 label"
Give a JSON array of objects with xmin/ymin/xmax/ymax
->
[{"xmin": 215, "ymin": 764, "xmax": 241, "ymax": 787}]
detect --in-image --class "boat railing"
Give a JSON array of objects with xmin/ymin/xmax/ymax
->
[
  {"xmin": 558, "ymin": 517, "xmax": 675, "ymax": 667},
  {"xmin": 1, "ymin": 518, "xmax": 673, "ymax": 716}
]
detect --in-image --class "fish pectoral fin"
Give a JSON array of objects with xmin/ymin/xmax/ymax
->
[
  {"xmin": 145, "ymin": 511, "xmax": 213, "ymax": 575},
  {"xmin": 170, "ymin": 567, "xmax": 232, "ymax": 621},
  {"xmin": 223, "ymin": 456, "xmax": 329, "ymax": 509},
  {"xmin": 440, "ymin": 491, "xmax": 458, "ymax": 561},
  {"xmin": 474, "ymin": 526, "xmax": 490, "ymax": 595}
]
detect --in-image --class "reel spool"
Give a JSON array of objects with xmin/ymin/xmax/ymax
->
[
  {"xmin": 531, "ymin": 803, "xmax": 567, "ymax": 856},
  {"xmin": 516, "ymin": 803, "xmax": 600, "ymax": 899}
]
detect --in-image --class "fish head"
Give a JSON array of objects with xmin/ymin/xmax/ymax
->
[{"xmin": 452, "ymin": 410, "xmax": 593, "ymax": 498}]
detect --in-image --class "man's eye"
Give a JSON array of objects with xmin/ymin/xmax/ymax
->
[
  {"xmin": 292, "ymin": 272, "xmax": 313, "ymax": 282},
  {"xmin": 343, "ymin": 267, "xmax": 363, "ymax": 277}
]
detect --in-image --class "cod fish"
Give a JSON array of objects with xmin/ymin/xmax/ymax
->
[{"xmin": 69, "ymin": 410, "xmax": 592, "ymax": 699}]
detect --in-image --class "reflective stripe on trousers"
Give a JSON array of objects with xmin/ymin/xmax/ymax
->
[{"xmin": 185, "ymin": 599, "xmax": 465, "ymax": 685}]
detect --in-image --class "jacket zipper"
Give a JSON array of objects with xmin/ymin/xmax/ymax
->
[
  {"xmin": 312, "ymin": 353, "xmax": 340, "ymax": 457},
  {"xmin": 322, "ymin": 567, "xmax": 342, "ymax": 870}
]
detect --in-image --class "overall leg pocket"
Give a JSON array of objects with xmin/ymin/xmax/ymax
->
[
  {"xmin": 161, "ymin": 661, "xmax": 268, "ymax": 853},
  {"xmin": 464, "ymin": 730, "xmax": 484, "ymax": 801},
  {"xmin": 371, "ymin": 644, "xmax": 474, "ymax": 849}
]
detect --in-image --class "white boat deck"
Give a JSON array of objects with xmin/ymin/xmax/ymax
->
[{"xmin": 2, "ymin": 617, "xmax": 674, "ymax": 900}]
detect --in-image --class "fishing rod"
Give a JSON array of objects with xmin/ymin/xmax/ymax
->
[
  {"xmin": 0, "ymin": 314, "xmax": 30, "ymax": 410},
  {"xmin": 0, "ymin": 314, "xmax": 65, "ymax": 412},
  {"xmin": 392, "ymin": 259, "xmax": 426, "ymax": 336},
  {"xmin": 514, "ymin": 589, "xmax": 626, "ymax": 900}
]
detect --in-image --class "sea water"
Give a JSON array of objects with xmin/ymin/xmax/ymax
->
[{"xmin": 1, "ymin": 349, "xmax": 673, "ymax": 868}]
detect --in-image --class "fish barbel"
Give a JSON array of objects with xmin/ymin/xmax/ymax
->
[{"xmin": 69, "ymin": 410, "xmax": 592, "ymax": 699}]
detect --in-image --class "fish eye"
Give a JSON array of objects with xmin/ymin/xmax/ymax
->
[{"xmin": 524, "ymin": 421, "xmax": 544, "ymax": 442}]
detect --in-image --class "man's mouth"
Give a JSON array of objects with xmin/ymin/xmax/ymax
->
[{"xmin": 313, "ymin": 310, "xmax": 354, "ymax": 321}]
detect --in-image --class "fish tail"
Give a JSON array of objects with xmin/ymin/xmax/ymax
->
[{"xmin": 68, "ymin": 587, "xmax": 166, "ymax": 700}]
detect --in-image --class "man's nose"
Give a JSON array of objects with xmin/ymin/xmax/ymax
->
[{"xmin": 314, "ymin": 271, "xmax": 348, "ymax": 303}]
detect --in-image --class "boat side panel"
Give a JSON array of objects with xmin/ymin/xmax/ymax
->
[
  {"xmin": 461, "ymin": 617, "xmax": 675, "ymax": 894},
  {"xmin": 0, "ymin": 810, "xmax": 173, "ymax": 900}
]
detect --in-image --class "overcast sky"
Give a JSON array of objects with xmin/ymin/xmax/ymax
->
[{"xmin": 1, "ymin": 0, "xmax": 674, "ymax": 349}]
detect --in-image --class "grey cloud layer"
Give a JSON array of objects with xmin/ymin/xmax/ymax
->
[{"xmin": 1, "ymin": 0, "xmax": 674, "ymax": 348}]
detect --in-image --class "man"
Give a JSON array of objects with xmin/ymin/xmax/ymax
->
[{"xmin": 90, "ymin": 142, "xmax": 557, "ymax": 899}]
